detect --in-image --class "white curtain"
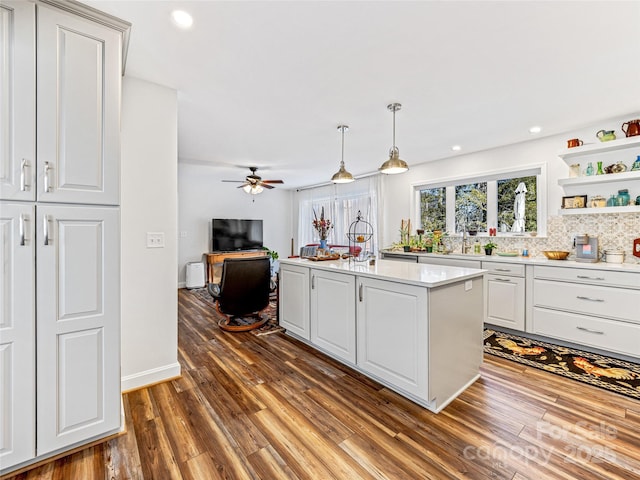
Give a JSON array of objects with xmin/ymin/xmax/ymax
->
[{"xmin": 295, "ymin": 176, "xmax": 381, "ymax": 255}]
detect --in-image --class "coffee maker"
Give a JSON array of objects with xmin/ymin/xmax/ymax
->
[{"xmin": 575, "ymin": 234, "xmax": 599, "ymax": 263}]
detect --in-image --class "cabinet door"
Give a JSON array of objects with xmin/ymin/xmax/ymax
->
[
  {"xmin": 357, "ymin": 277, "xmax": 428, "ymax": 399},
  {"xmin": 36, "ymin": 5, "xmax": 121, "ymax": 205},
  {"xmin": 485, "ymin": 274, "xmax": 525, "ymax": 330},
  {"xmin": 0, "ymin": 203, "xmax": 35, "ymax": 468},
  {"xmin": 310, "ymin": 269, "xmax": 356, "ymax": 364},
  {"xmin": 36, "ymin": 205, "xmax": 120, "ymax": 455},
  {"xmin": 0, "ymin": 1, "xmax": 36, "ymax": 201},
  {"xmin": 279, "ymin": 264, "xmax": 310, "ymax": 339}
]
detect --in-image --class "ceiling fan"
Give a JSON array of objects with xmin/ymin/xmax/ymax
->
[{"xmin": 222, "ymin": 166, "xmax": 284, "ymax": 194}]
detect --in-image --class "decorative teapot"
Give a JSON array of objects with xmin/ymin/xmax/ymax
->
[
  {"xmin": 596, "ymin": 129, "xmax": 616, "ymax": 142},
  {"xmin": 622, "ymin": 119, "xmax": 640, "ymax": 137}
]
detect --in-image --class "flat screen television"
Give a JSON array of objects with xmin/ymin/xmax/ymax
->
[{"xmin": 212, "ymin": 218, "xmax": 263, "ymax": 251}]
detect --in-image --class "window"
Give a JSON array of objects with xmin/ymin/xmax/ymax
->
[
  {"xmin": 415, "ymin": 166, "xmax": 545, "ymax": 236},
  {"xmin": 497, "ymin": 175, "xmax": 537, "ymax": 232},
  {"xmin": 419, "ymin": 187, "xmax": 446, "ymax": 232},
  {"xmin": 296, "ymin": 176, "xmax": 381, "ymax": 252},
  {"xmin": 455, "ymin": 182, "xmax": 487, "ymax": 233}
]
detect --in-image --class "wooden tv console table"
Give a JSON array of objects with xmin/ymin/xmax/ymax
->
[{"xmin": 205, "ymin": 250, "xmax": 267, "ymax": 284}]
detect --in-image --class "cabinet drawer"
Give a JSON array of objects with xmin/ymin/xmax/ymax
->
[
  {"xmin": 533, "ymin": 307, "xmax": 640, "ymax": 358},
  {"xmin": 534, "ymin": 265, "xmax": 640, "ymax": 289},
  {"xmin": 482, "ymin": 261, "xmax": 525, "ymax": 277},
  {"xmin": 534, "ymin": 279, "xmax": 640, "ymax": 323},
  {"xmin": 418, "ymin": 256, "xmax": 481, "ymax": 269}
]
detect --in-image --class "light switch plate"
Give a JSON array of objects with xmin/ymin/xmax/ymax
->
[
  {"xmin": 147, "ymin": 232, "xmax": 165, "ymax": 248},
  {"xmin": 465, "ymin": 280, "xmax": 473, "ymax": 291}
]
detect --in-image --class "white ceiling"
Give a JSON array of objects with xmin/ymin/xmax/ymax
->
[{"xmin": 88, "ymin": 0, "xmax": 640, "ymax": 189}]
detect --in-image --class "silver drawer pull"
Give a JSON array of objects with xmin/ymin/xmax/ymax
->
[
  {"xmin": 19, "ymin": 213, "xmax": 26, "ymax": 246},
  {"xmin": 576, "ymin": 275, "xmax": 605, "ymax": 281},
  {"xmin": 20, "ymin": 159, "xmax": 30, "ymax": 191},
  {"xmin": 495, "ymin": 268, "xmax": 512, "ymax": 272},
  {"xmin": 576, "ymin": 326, "xmax": 604, "ymax": 335},
  {"xmin": 576, "ymin": 295, "xmax": 604, "ymax": 302},
  {"xmin": 493, "ymin": 278, "xmax": 511, "ymax": 282}
]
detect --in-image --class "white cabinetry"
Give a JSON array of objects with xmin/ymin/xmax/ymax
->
[
  {"xmin": 310, "ymin": 269, "xmax": 356, "ymax": 364},
  {"xmin": 418, "ymin": 255, "xmax": 482, "ymax": 269},
  {"xmin": 0, "ymin": 204, "xmax": 36, "ymax": 467},
  {"xmin": 532, "ymin": 266, "xmax": 640, "ymax": 358},
  {"xmin": 279, "ymin": 264, "xmax": 310, "ymax": 339},
  {"xmin": 483, "ymin": 261, "xmax": 526, "ymax": 330},
  {"xmin": 356, "ymin": 277, "xmax": 428, "ymax": 399},
  {"xmin": 36, "ymin": 205, "xmax": 121, "ymax": 454},
  {"xmin": 557, "ymin": 136, "xmax": 640, "ymax": 215},
  {"xmin": 0, "ymin": 1, "xmax": 128, "ymax": 473},
  {"xmin": 0, "ymin": 1, "xmax": 35, "ymax": 202}
]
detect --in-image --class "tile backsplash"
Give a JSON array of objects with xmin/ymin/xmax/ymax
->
[{"xmin": 445, "ymin": 212, "xmax": 640, "ymax": 263}]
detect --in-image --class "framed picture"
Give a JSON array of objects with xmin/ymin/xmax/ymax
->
[{"xmin": 562, "ymin": 195, "xmax": 587, "ymax": 209}]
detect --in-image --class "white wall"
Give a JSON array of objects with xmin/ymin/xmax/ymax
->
[
  {"xmin": 120, "ymin": 77, "xmax": 180, "ymax": 390},
  {"xmin": 178, "ymin": 163, "xmax": 293, "ymax": 287},
  {"xmin": 381, "ymin": 113, "xmax": 639, "ymax": 248}
]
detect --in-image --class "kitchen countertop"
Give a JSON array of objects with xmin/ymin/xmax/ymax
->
[
  {"xmin": 279, "ymin": 257, "xmax": 486, "ymax": 288},
  {"xmin": 381, "ymin": 250, "xmax": 640, "ymax": 273}
]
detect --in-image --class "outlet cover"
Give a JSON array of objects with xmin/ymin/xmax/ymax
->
[{"xmin": 147, "ymin": 232, "xmax": 165, "ymax": 248}]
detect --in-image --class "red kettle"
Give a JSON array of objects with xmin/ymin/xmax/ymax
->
[{"xmin": 622, "ymin": 119, "xmax": 640, "ymax": 137}]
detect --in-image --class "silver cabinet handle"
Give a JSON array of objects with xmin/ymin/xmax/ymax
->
[
  {"xmin": 495, "ymin": 268, "xmax": 512, "ymax": 272},
  {"xmin": 576, "ymin": 275, "xmax": 605, "ymax": 281},
  {"xmin": 19, "ymin": 213, "xmax": 26, "ymax": 246},
  {"xmin": 359, "ymin": 283, "xmax": 363, "ymax": 302},
  {"xmin": 43, "ymin": 214, "xmax": 50, "ymax": 246},
  {"xmin": 311, "ymin": 275, "xmax": 315, "ymax": 289},
  {"xmin": 493, "ymin": 278, "xmax": 511, "ymax": 282},
  {"xmin": 576, "ymin": 295, "xmax": 604, "ymax": 302},
  {"xmin": 43, "ymin": 162, "xmax": 52, "ymax": 193},
  {"xmin": 576, "ymin": 326, "xmax": 604, "ymax": 335},
  {"xmin": 20, "ymin": 159, "xmax": 30, "ymax": 191}
]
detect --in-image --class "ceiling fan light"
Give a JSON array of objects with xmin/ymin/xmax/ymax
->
[
  {"xmin": 379, "ymin": 147, "xmax": 409, "ymax": 174},
  {"xmin": 243, "ymin": 184, "xmax": 263, "ymax": 195}
]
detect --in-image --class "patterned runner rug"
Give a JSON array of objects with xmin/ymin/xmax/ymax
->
[
  {"xmin": 188, "ymin": 287, "xmax": 285, "ymax": 336},
  {"xmin": 484, "ymin": 329, "xmax": 640, "ymax": 400}
]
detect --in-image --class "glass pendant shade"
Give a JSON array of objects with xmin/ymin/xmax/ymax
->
[
  {"xmin": 331, "ymin": 125, "xmax": 354, "ymax": 183},
  {"xmin": 243, "ymin": 184, "xmax": 264, "ymax": 195},
  {"xmin": 379, "ymin": 103, "xmax": 409, "ymax": 175}
]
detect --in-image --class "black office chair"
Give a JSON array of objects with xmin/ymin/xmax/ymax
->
[{"xmin": 207, "ymin": 256, "xmax": 273, "ymax": 332}]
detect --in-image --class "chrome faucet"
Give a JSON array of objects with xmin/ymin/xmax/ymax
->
[{"xmin": 461, "ymin": 219, "xmax": 469, "ymax": 254}]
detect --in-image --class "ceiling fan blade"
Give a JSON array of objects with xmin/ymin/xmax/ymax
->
[
  {"xmin": 262, "ymin": 180, "xmax": 284, "ymax": 184},
  {"xmin": 262, "ymin": 183, "xmax": 275, "ymax": 189},
  {"xmin": 222, "ymin": 180, "xmax": 245, "ymax": 183},
  {"xmin": 236, "ymin": 183, "xmax": 250, "ymax": 189}
]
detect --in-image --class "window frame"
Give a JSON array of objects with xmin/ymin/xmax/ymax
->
[{"xmin": 410, "ymin": 163, "xmax": 547, "ymax": 237}]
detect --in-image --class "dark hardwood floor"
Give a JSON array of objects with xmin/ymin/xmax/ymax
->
[{"xmin": 4, "ymin": 289, "xmax": 640, "ymax": 479}]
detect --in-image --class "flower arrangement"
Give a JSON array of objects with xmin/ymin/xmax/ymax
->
[{"xmin": 313, "ymin": 207, "xmax": 332, "ymax": 240}]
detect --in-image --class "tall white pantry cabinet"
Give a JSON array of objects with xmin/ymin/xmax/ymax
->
[{"xmin": 0, "ymin": 0, "xmax": 130, "ymax": 472}]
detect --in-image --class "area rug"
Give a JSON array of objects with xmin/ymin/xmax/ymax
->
[
  {"xmin": 188, "ymin": 288, "xmax": 285, "ymax": 336},
  {"xmin": 484, "ymin": 329, "xmax": 640, "ymax": 400}
]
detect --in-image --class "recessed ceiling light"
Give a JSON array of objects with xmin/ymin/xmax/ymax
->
[
  {"xmin": 171, "ymin": 10, "xmax": 193, "ymax": 29},
  {"xmin": 451, "ymin": 145, "xmax": 462, "ymax": 151},
  {"xmin": 529, "ymin": 126, "xmax": 542, "ymax": 134}
]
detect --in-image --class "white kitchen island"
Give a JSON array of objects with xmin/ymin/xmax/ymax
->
[{"xmin": 278, "ymin": 257, "xmax": 486, "ymax": 413}]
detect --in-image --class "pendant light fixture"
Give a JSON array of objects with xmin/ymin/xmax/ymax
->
[
  {"xmin": 379, "ymin": 102, "xmax": 409, "ymax": 174},
  {"xmin": 331, "ymin": 125, "xmax": 355, "ymax": 183}
]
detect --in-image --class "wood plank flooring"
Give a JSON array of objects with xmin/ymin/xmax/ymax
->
[{"xmin": 4, "ymin": 289, "xmax": 640, "ymax": 479}]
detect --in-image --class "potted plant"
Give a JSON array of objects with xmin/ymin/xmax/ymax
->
[
  {"xmin": 263, "ymin": 247, "xmax": 279, "ymax": 274},
  {"xmin": 483, "ymin": 242, "xmax": 497, "ymax": 256}
]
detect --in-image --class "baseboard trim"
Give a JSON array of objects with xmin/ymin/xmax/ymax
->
[{"xmin": 121, "ymin": 362, "xmax": 181, "ymax": 392}]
